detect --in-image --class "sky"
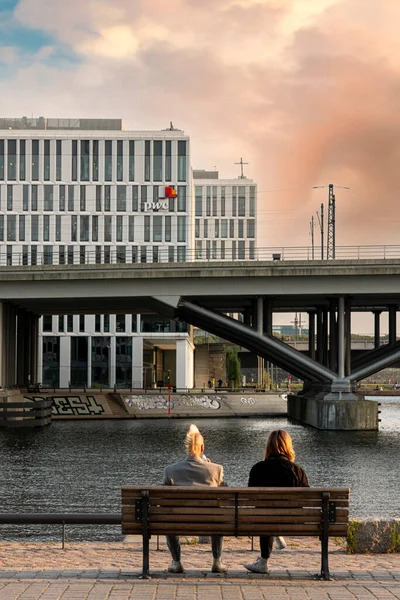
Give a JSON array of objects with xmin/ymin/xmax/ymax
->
[{"xmin": 1, "ymin": 0, "xmax": 399, "ymax": 333}]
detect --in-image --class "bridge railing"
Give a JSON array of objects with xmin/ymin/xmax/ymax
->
[{"xmin": 1, "ymin": 245, "xmax": 400, "ymax": 267}]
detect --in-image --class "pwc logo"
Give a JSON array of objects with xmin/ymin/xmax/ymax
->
[{"xmin": 143, "ymin": 186, "xmax": 178, "ymax": 211}]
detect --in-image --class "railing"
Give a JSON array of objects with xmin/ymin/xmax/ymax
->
[
  {"xmin": 0, "ymin": 399, "xmax": 52, "ymax": 427},
  {"xmin": 2, "ymin": 245, "xmax": 400, "ymax": 267}
]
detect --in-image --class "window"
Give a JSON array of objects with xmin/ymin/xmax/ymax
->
[
  {"xmin": 32, "ymin": 140, "xmax": 39, "ymax": 181},
  {"xmin": 250, "ymin": 186, "xmax": 256, "ymax": 216},
  {"xmin": 195, "ymin": 219, "xmax": 200, "ymax": 238},
  {"xmin": 144, "ymin": 215, "xmax": 150, "ymax": 242},
  {"xmin": 7, "ymin": 185, "xmax": 13, "ymax": 210},
  {"xmin": 195, "ymin": 186, "xmax": 202, "ymax": 216},
  {"xmin": 238, "ymin": 240, "xmax": 245, "ymax": 259},
  {"xmin": 56, "ymin": 140, "xmax": 62, "ymax": 181},
  {"xmin": 104, "ymin": 314, "xmax": 110, "ymax": 332},
  {"xmin": 177, "ymin": 140, "xmax": 186, "ymax": 181},
  {"xmin": 249, "ymin": 240, "xmax": 255, "ymax": 259},
  {"xmin": 128, "ymin": 215, "xmax": 135, "ymax": 242},
  {"xmin": 153, "ymin": 185, "xmax": 159, "ymax": 205},
  {"xmin": 140, "ymin": 186, "xmax": 147, "ymax": 210},
  {"xmin": 238, "ymin": 220, "xmax": 244, "ymax": 238},
  {"xmin": 31, "ymin": 215, "xmax": 39, "ymax": 241},
  {"xmin": 204, "ymin": 219, "xmax": 208, "ymax": 238},
  {"xmin": 232, "ymin": 240, "xmax": 237, "ymax": 260},
  {"xmin": 0, "ymin": 140, "xmax": 4, "ymax": 180},
  {"xmin": 59, "ymin": 246, "xmax": 65, "ymax": 265},
  {"xmin": 31, "ymin": 245, "xmax": 37, "ymax": 265},
  {"xmin": 165, "ymin": 140, "xmax": 171, "ymax": 181},
  {"xmin": 67, "ymin": 246, "xmax": 74, "ymax": 264},
  {"xmin": 206, "ymin": 186, "xmax": 211, "ymax": 216},
  {"xmin": 221, "ymin": 186, "xmax": 226, "ymax": 216},
  {"xmin": 145, "ymin": 140, "xmax": 151, "ymax": 181},
  {"xmin": 132, "ymin": 246, "xmax": 138, "ymax": 262},
  {"xmin": 212, "ymin": 240, "xmax": 217, "ymax": 259},
  {"xmin": 195, "ymin": 240, "xmax": 202, "ymax": 259},
  {"xmin": 247, "ymin": 219, "xmax": 255, "ymax": 238},
  {"xmin": 105, "ymin": 185, "xmax": 111, "ymax": 211},
  {"xmin": 93, "ymin": 140, "xmax": 99, "ymax": 181},
  {"xmin": 153, "ymin": 140, "xmax": 162, "ymax": 181},
  {"xmin": 116, "ymin": 315, "xmax": 125, "ymax": 332},
  {"xmin": 165, "ymin": 216, "xmax": 171, "ymax": 242},
  {"xmin": 177, "ymin": 216, "xmax": 186, "ymax": 242},
  {"xmin": 7, "ymin": 140, "xmax": 17, "ymax": 180},
  {"xmin": 23, "ymin": 246, "xmax": 29, "ymax": 266},
  {"xmin": 153, "ymin": 246, "xmax": 159, "ymax": 263},
  {"xmin": 117, "ymin": 246, "xmax": 126, "ymax": 263},
  {"xmin": 168, "ymin": 194, "xmax": 175, "ymax": 212},
  {"xmin": 116, "ymin": 215, "xmax": 123, "ymax": 242},
  {"xmin": 43, "ymin": 215, "xmax": 50, "ymax": 241},
  {"xmin": 129, "ymin": 140, "xmax": 135, "ymax": 181},
  {"xmin": 56, "ymin": 215, "xmax": 61, "ymax": 241},
  {"xmin": 131, "ymin": 315, "xmax": 137, "ymax": 332},
  {"xmin": 95, "ymin": 246, "xmax": 101, "ymax": 264},
  {"xmin": 80, "ymin": 186, "xmax": 86, "ymax": 211},
  {"xmin": 0, "ymin": 215, "xmax": 3, "ymax": 241},
  {"xmin": 44, "ymin": 245, "xmax": 53, "ymax": 265},
  {"xmin": 132, "ymin": 186, "xmax": 138, "ymax": 211},
  {"xmin": 59, "ymin": 185, "xmax": 66, "ymax": 211},
  {"xmin": 44, "ymin": 140, "xmax": 50, "ymax": 181},
  {"xmin": 140, "ymin": 246, "xmax": 147, "ymax": 263},
  {"xmin": 7, "ymin": 215, "xmax": 16, "ymax": 241},
  {"xmin": 221, "ymin": 219, "xmax": 228, "ymax": 238},
  {"xmin": 232, "ymin": 186, "xmax": 237, "ymax": 216},
  {"xmin": 80, "ymin": 215, "xmax": 89, "ymax": 241},
  {"xmin": 19, "ymin": 215, "xmax": 25, "ymax": 241},
  {"xmin": 230, "ymin": 219, "xmax": 235, "ymax": 238},
  {"xmin": 81, "ymin": 140, "xmax": 90, "ymax": 181},
  {"xmin": 206, "ymin": 240, "xmax": 211, "ymax": 259},
  {"xmin": 168, "ymin": 246, "xmax": 174, "ymax": 262},
  {"xmin": 95, "ymin": 315, "xmax": 101, "ymax": 332},
  {"xmin": 80, "ymin": 246, "xmax": 86, "ymax": 265},
  {"xmin": 23, "ymin": 185, "xmax": 29, "ymax": 211},
  {"xmin": 117, "ymin": 140, "xmax": 123, "ymax": 181},
  {"xmin": 43, "ymin": 315, "xmax": 52, "ymax": 332},
  {"xmin": 79, "ymin": 315, "xmax": 85, "ymax": 332},
  {"xmin": 104, "ymin": 246, "xmax": 111, "ymax": 264},
  {"xmin": 104, "ymin": 215, "xmax": 112, "ymax": 242},
  {"xmin": 105, "ymin": 140, "xmax": 113, "ymax": 181},
  {"xmin": 238, "ymin": 187, "xmax": 246, "ymax": 216},
  {"xmin": 117, "ymin": 186, "xmax": 126, "ymax": 211},
  {"xmin": 212, "ymin": 187, "xmax": 217, "ymax": 216},
  {"xmin": 153, "ymin": 215, "xmax": 162, "ymax": 242},
  {"xmin": 215, "ymin": 219, "xmax": 219, "ymax": 238},
  {"xmin": 177, "ymin": 186, "xmax": 186, "ymax": 211},
  {"xmin": 221, "ymin": 240, "xmax": 225, "ymax": 259},
  {"xmin": 71, "ymin": 215, "xmax": 77, "ymax": 241},
  {"xmin": 177, "ymin": 247, "xmax": 186, "ymax": 262},
  {"xmin": 20, "ymin": 139, "xmax": 26, "ymax": 181},
  {"xmin": 31, "ymin": 185, "xmax": 38, "ymax": 211},
  {"xmin": 92, "ymin": 215, "xmax": 98, "ymax": 242},
  {"xmin": 44, "ymin": 185, "xmax": 53, "ymax": 211},
  {"xmin": 96, "ymin": 185, "xmax": 102, "ymax": 211},
  {"xmin": 72, "ymin": 140, "xmax": 77, "ymax": 181},
  {"xmin": 68, "ymin": 185, "xmax": 74, "ymax": 211}
]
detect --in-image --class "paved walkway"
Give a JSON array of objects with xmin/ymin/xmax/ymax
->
[{"xmin": 0, "ymin": 537, "xmax": 398, "ymax": 599}]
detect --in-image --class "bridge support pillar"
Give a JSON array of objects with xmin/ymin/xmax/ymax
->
[
  {"xmin": 0, "ymin": 301, "xmax": 18, "ymax": 388},
  {"xmin": 256, "ymin": 297, "xmax": 264, "ymax": 387},
  {"xmin": 373, "ymin": 311, "xmax": 381, "ymax": 349},
  {"xmin": 388, "ymin": 306, "xmax": 397, "ymax": 345},
  {"xmin": 308, "ymin": 312, "xmax": 316, "ymax": 359}
]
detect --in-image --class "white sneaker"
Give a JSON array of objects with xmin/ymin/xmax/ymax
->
[
  {"xmin": 244, "ymin": 556, "xmax": 269, "ymax": 574},
  {"xmin": 168, "ymin": 560, "xmax": 184, "ymax": 573},
  {"xmin": 212, "ymin": 558, "xmax": 227, "ymax": 573},
  {"xmin": 274, "ymin": 536, "xmax": 287, "ymax": 550}
]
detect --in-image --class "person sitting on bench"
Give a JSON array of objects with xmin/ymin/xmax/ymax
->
[
  {"xmin": 163, "ymin": 424, "xmax": 227, "ymax": 573},
  {"xmin": 244, "ymin": 429, "xmax": 309, "ymax": 574}
]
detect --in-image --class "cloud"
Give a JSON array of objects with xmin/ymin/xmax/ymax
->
[{"xmin": 2, "ymin": 0, "xmax": 400, "ymax": 247}]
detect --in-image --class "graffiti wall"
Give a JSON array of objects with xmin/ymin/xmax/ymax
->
[{"xmin": 24, "ymin": 395, "xmax": 113, "ymax": 417}]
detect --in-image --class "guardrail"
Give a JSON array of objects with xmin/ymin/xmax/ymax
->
[
  {"xmin": 2, "ymin": 245, "xmax": 400, "ymax": 267},
  {"xmin": 0, "ymin": 399, "xmax": 52, "ymax": 427}
]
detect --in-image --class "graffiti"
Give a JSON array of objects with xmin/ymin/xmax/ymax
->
[
  {"xmin": 25, "ymin": 395, "xmax": 105, "ymax": 416},
  {"xmin": 240, "ymin": 397, "xmax": 256, "ymax": 405},
  {"xmin": 124, "ymin": 394, "xmax": 221, "ymax": 410}
]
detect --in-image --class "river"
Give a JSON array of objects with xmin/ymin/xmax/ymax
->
[{"xmin": 0, "ymin": 396, "xmax": 399, "ymax": 541}]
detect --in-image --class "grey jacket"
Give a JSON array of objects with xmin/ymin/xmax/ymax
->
[{"xmin": 163, "ymin": 455, "xmax": 225, "ymax": 487}]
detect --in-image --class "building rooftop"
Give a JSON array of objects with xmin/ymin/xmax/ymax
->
[
  {"xmin": 0, "ymin": 117, "xmax": 125, "ymax": 131},
  {"xmin": 193, "ymin": 169, "xmax": 219, "ymax": 179}
]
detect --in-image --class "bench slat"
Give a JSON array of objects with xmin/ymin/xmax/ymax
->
[
  {"xmin": 122, "ymin": 498, "xmax": 349, "ymax": 508},
  {"xmin": 122, "ymin": 523, "xmax": 347, "ymax": 534},
  {"xmin": 122, "ymin": 513, "xmax": 349, "ymax": 524}
]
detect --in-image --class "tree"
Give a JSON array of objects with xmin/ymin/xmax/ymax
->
[{"xmin": 226, "ymin": 349, "xmax": 241, "ymax": 387}]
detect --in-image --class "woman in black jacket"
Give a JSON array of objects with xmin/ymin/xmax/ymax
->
[{"xmin": 244, "ymin": 429, "xmax": 309, "ymax": 573}]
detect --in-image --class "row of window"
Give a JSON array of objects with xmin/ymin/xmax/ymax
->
[
  {"xmin": 0, "ymin": 139, "xmax": 188, "ymax": 183},
  {"xmin": 194, "ymin": 240, "xmax": 256, "ymax": 260},
  {"xmin": 195, "ymin": 218, "xmax": 255, "ymax": 239},
  {"xmin": 1, "ymin": 244, "xmax": 188, "ymax": 265},
  {"xmin": 0, "ymin": 184, "xmax": 187, "ymax": 213},
  {"xmin": 42, "ymin": 314, "xmax": 188, "ymax": 334},
  {"xmin": 0, "ymin": 214, "xmax": 187, "ymax": 243},
  {"xmin": 195, "ymin": 185, "xmax": 256, "ymax": 217}
]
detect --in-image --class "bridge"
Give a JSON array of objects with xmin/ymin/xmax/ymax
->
[{"xmin": 1, "ymin": 257, "xmax": 400, "ymax": 430}]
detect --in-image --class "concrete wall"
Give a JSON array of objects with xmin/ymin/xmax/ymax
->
[{"xmin": 288, "ymin": 395, "xmax": 379, "ymax": 430}]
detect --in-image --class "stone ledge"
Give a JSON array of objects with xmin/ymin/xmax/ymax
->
[{"xmin": 348, "ymin": 519, "xmax": 400, "ymax": 553}]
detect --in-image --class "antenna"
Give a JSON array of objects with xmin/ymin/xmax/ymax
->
[
  {"xmin": 313, "ymin": 184, "xmax": 349, "ymax": 259},
  {"xmin": 310, "ymin": 215, "xmax": 315, "ymax": 260},
  {"xmin": 234, "ymin": 157, "xmax": 248, "ymax": 179}
]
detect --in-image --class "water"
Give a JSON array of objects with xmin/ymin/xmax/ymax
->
[{"xmin": 0, "ymin": 397, "xmax": 399, "ymax": 541}]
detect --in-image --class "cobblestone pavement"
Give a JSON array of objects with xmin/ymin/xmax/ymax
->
[{"xmin": 0, "ymin": 537, "xmax": 399, "ymax": 599}]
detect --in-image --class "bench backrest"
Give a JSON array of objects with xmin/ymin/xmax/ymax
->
[{"xmin": 121, "ymin": 486, "xmax": 349, "ymax": 537}]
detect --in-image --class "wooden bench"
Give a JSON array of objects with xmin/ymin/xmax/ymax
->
[{"xmin": 121, "ymin": 486, "xmax": 350, "ymax": 579}]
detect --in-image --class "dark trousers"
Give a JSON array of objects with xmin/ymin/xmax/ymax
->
[
  {"xmin": 260, "ymin": 536, "xmax": 274, "ymax": 559},
  {"xmin": 167, "ymin": 535, "xmax": 223, "ymax": 561}
]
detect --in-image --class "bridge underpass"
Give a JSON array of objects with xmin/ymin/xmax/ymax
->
[{"xmin": 1, "ymin": 259, "xmax": 400, "ymax": 429}]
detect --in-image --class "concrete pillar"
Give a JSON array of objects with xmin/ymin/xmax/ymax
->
[
  {"xmin": 243, "ymin": 308, "xmax": 251, "ymax": 327},
  {"xmin": 329, "ymin": 300, "xmax": 338, "ymax": 373},
  {"xmin": 110, "ymin": 336, "xmax": 116, "ymax": 388},
  {"xmin": 87, "ymin": 336, "xmax": 92, "ymax": 388},
  {"xmin": 322, "ymin": 309, "xmax": 329, "ymax": 367},
  {"xmin": 16, "ymin": 310, "xmax": 27, "ymax": 386},
  {"xmin": 257, "ymin": 297, "xmax": 264, "ymax": 387},
  {"xmin": 132, "ymin": 336, "xmax": 143, "ymax": 388},
  {"xmin": 316, "ymin": 308, "xmax": 324, "ymax": 364},
  {"xmin": 389, "ymin": 306, "xmax": 397, "ymax": 345},
  {"xmin": 263, "ymin": 299, "xmax": 273, "ymax": 336},
  {"xmin": 176, "ymin": 338, "xmax": 194, "ymax": 391},
  {"xmin": 31, "ymin": 315, "xmax": 39, "ymax": 385},
  {"xmin": 374, "ymin": 311, "xmax": 381, "ymax": 349},
  {"xmin": 308, "ymin": 312, "xmax": 316, "ymax": 360},
  {"xmin": 345, "ymin": 298, "xmax": 352, "ymax": 377},
  {"xmin": 251, "ymin": 298, "xmax": 258, "ymax": 330},
  {"xmin": 2, "ymin": 303, "xmax": 17, "ymax": 387},
  {"xmin": 37, "ymin": 334, "xmax": 43, "ymax": 386},
  {"xmin": 59, "ymin": 336, "xmax": 70, "ymax": 388},
  {"xmin": 338, "ymin": 296, "xmax": 345, "ymax": 379}
]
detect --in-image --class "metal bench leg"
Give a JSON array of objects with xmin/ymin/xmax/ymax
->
[
  {"xmin": 320, "ymin": 492, "xmax": 331, "ymax": 580},
  {"xmin": 140, "ymin": 491, "xmax": 150, "ymax": 579}
]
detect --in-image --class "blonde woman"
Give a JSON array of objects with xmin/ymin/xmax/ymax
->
[
  {"xmin": 244, "ymin": 430, "xmax": 309, "ymax": 574},
  {"xmin": 163, "ymin": 424, "xmax": 226, "ymax": 573}
]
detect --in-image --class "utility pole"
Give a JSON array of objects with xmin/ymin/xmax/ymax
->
[
  {"xmin": 316, "ymin": 203, "xmax": 324, "ymax": 260},
  {"xmin": 314, "ymin": 184, "xmax": 349, "ymax": 259},
  {"xmin": 310, "ymin": 215, "xmax": 315, "ymax": 260}
]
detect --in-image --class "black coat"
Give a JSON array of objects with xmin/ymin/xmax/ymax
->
[{"xmin": 248, "ymin": 454, "xmax": 309, "ymax": 488}]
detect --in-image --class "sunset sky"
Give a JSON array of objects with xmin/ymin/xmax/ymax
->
[{"xmin": 1, "ymin": 0, "xmax": 399, "ymax": 316}]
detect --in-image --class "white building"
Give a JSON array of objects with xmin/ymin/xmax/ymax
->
[{"xmin": 0, "ymin": 118, "xmax": 257, "ymax": 390}]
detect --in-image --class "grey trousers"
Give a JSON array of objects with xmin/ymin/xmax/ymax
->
[{"xmin": 166, "ymin": 535, "xmax": 223, "ymax": 561}]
